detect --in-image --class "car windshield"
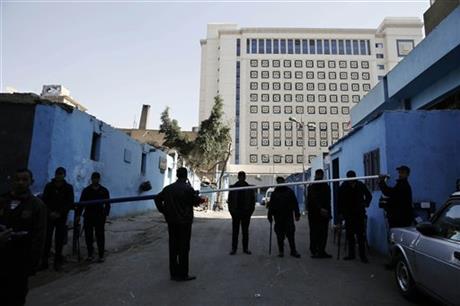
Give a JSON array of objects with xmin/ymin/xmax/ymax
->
[{"xmin": 433, "ymin": 201, "xmax": 460, "ymax": 242}]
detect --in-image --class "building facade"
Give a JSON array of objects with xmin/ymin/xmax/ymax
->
[{"xmin": 199, "ymin": 19, "xmax": 423, "ymax": 175}]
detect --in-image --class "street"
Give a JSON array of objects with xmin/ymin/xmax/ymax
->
[{"xmin": 28, "ymin": 206, "xmax": 418, "ymax": 306}]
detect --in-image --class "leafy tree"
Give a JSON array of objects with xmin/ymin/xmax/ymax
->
[{"xmin": 159, "ymin": 107, "xmax": 192, "ymax": 157}]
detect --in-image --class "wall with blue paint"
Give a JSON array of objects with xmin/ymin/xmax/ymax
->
[
  {"xmin": 28, "ymin": 103, "xmax": 173, "ymax": 218},
  {"xmin": 329, "ymin": 110, "xmax": 460, "ymax": 254}
]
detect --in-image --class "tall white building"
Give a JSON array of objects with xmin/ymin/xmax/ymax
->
[{"xmin": 199, "ymin": 18, "xmax": 423, "ymax": 176}]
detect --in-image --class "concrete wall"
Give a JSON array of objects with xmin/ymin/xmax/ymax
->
[
  {"xmin": 329, "ymin": 111, "xmax": 460, "ymax": 254},
  {"xmin": 28, "ymin": 103, "xmax": 174, "ymax": 218}
]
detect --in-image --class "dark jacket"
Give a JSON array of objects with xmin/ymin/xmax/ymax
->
[
  {"xmin": 154, "ymin": 180, "xmax": 202, "ymax": 224},
  {"xmin": 227, "ymin": 181, "xmax": 256, "ymax": 217},
  {"xmin": 78, "ymin": 185, "xmax": 110, "ymax": 218},
  {"xmin": 0, "ymin": 191, "xmax": 47, "ymax": 274},
  {"xmin": 268, "ymin": 186, "xmax": 300, "ymax": 224},
  {"xmin": 42, "ymin": 179, "xmax": 74, "ymax": 219},
  {"xmin": 379, "ymin": 178, "xmax": 413, "ymax": 227},
  {"xmin": 307, "ymin": 182, "xmax": 331, "ymax": 218},
  {"xmin": 338, "ymin": 181, "xmax": 372, "ymax": 218}
]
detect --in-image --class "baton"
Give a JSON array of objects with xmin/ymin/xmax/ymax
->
[
  {"xmin": 75, "ymin": 175, "xmax": 380, "ymax": 207},
  {"xmin": 337, "ymin": 221, "xmax": 342, "ymax": 260},
  {"xmin": 269, "ymin": 221, "xmax": 273, "ymax": 255}
]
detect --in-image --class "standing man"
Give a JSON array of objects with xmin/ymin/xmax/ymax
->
[
  {"xmin": 77, "ymin": 172, "xmax": 110, "ymax": 263},
  {"xmin": 307, "ymin": 169, "xmax": 332, "ymax": 258},
  {"xmin": 41, "ymin": 167, "xmax": 74, "ymax": 270},
  {"xmin": 378, "ymin": 165, "xmax": 413, "ymax": 228},
  {"xmin": 0, "ymin": 169, "xmax": 47, "ymax": 306},
  {"xmin": 267, "ymin": 177, "xmax": 301, "ymax": 258},
  {"xmin": 227, "ymin": 171, "xmax": 256, "ymax": 255},
  {"xmin": 338, "ymin": 170, "xmax": 372, "ymax": 263},
  {"xmin": 154, "ymin": 167, "xmax": 203, "ymax": 281}
]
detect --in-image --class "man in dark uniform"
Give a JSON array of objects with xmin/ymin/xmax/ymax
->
[
  {"xmin": 0, "ymin": 169, "xmax": 47, "ymax": 306},
  {"xmin": 379, "ymin": 165, "xmax": 413, "ymax": 228},
  {"xmin": 267, "ymin": 177, "xmax": 301, "ymax": 258},
  {"xmin": 41, "ymin": 167, "xmax": 74, "ymax": 270},
  {"xmin": 154, "ymin": 167, "xmax": 203, "ymax": 281},
  {"xmin": 77, "ymin": 172, "xmax": 110, "ymax": 263},
  {"xmin": 227, "ymin": 171, "xmax": 256, "ymax": 255},
  {"xmin": 338, "ymin": 170, "xmax": 372, "ymax": 263},
  {"xmin": 307, "ymin": 169, "xmax": 332, "ymax": 258}
]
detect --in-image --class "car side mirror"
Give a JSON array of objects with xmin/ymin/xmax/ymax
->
[{"xmin": 416, "ymin": 222, "xmax": 438, "ymax": 236}]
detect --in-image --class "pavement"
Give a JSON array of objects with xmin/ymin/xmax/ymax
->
[{"xmin": 27, "ymin": 206, "xmax": 426, "ymax": 306}]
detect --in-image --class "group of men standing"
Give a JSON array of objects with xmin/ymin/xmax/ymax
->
[{"xmin": 0, "ymin": 167, "xmax": 111, "ymax": 306}]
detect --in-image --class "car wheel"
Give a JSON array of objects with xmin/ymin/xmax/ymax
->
[{"xmin": 395, "ymin": 253, "xmax": 418, "ymax": 300}]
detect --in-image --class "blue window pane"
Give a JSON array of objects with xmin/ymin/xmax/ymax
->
[
  {"xmin": 331, "ymin": 40, "xmax": 337, "ymax": 54},
  {"xmin": 359, "ymin": 40, "xmax": 366, "ymax": 55},
  {"xmin": 345, "ymin": 40, "xmax": 352, "ymax": 55},
  {"xmin": 309, "ymin": 39, "xmax": 316, "ymax": 54},
  {"xmin": 288, "ymin": 39, "xmax": 294, "ymax": 54},
  {"xmin": 246, "ymin": 39, "xmax": 250, "ymax": 54},
  {"xmin": 302, "ymin": 39, "xmax": 308, "ymax": 54},
  {"xmin": 324, "ymin": 40, "xmax": 330, "ymax": 54},
  {"xmin": 338, "ymin": 40, "xmax": 344, "ymax": 55},
  {"xmin": 259, "ymin": 39, "xmax": 264, "ymax": 54},
  {"xmin": 352, "ymin": 40, "xmax": 359, "ymax": 55},
  {"xmin": 295, "ymin": 39, "xmax": 301, "ymax": 54},
  {"xmin": 316, "ymin": 39, "xmax": 323, "ymax": 54},
  {"xmin": 251, "ymin": 39, "xmax": 257, "ymax": 53},
  {"xmin": 274, "ymin": 39, "xmax": 279, "ymax": 54},
  {"xmin": 266, "ymin": 39, "xmax": 272, "ymax": 54},
  {"xmin": 236, "ymin": 38, "xmax": 241, "ymax": 56},
  {"xmin": 280, "ymin": 39, "xmax": 287, "ymax": 54}
]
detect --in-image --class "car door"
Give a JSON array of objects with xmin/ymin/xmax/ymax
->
[{"xmin": 413, "ymin": 200, "xmax": 460, "ymax": 305}]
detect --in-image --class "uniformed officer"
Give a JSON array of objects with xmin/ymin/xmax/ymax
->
[{"xmin": 0, "ymin": 168, "xmax": 47, "ymax": 306}]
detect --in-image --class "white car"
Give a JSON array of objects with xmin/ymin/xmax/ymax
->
[{"xmin": 261, "ymin": 188, "xmax": 274, "ymax": 207}]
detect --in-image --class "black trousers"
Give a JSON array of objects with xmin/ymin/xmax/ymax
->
[
  {"xmin": 308, "ymin": 214, "xmax": 329, "ymax": 255},
  {"xmin": 43, "ymin": 217, "xmax": 67, "ymax": 264},
  {"xmin": 274, "ymin": 221, "xmax": 297, "ymax": 253},
  {"xmin": 345, "ymin": 216, "xmax": 366, "ymax": 259},
  {"xmin": 231, "ymin": 214, "xmax": 251, "ymax": 251},
  {"xmin": 0, "ymin": 254, "xmax": 29, "ymax": 306},
  {"xmin": 168, "ymin": 223, "xmax": 192, "ymax": 278},
  {"xmin": 84, "ymin": 215, "xmax": 106, "ymax": 258}
]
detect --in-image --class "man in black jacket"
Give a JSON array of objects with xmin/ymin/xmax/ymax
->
[
  {"xmin": 267, "ymin": 177, "xmax": 301, "ymax": 258},
  {"xmin": 154, "ymin": 167, "xmax": 203, "ymax": 281},
  {"xmin": 227, "ymin": 171, "xmax": 256, "ymax": 255},
  {"xmin": 77, "ymin": 172, "xmax": 110, "ymax": 263},
  {"xmin": 379, "ymin": 165, "xmax": 414, "ymax": 228},
  {"xmin": 41, "ymin": 167, "xmax": 74, "ymax": 270},
  {"xmin": 338, "ymin": 170, "xmax": 372, "ymax": 263},
  {"xmin": 307, "ymin": 169, "xmax": 332, "ymax": 258},
  {"xmin": 0, "ymin": 169, "xmax": 47, "ymax": 306}
]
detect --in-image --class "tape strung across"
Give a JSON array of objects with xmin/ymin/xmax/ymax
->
[{"xmin": 75, "ymin": 175, "xmax": 381, "ymax": 207}]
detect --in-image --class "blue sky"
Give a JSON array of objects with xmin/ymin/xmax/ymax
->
[{"xmin": 2, "ymin": 0, "xmax": 429, "ymax": 130}]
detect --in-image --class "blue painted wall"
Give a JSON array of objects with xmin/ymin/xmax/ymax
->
[
  {"xmin": 329, "ymin": 110, "xmax": 460, "ymax": 254},
  {"xmin": 28, "ymin": 104, "xmax": 173, "ymax": 218}
]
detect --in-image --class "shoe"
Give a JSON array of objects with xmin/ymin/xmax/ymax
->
[
  {"xmin": 360, "ymin": 257, "xmax": 369, "ymax": 264},
  {"xmin": 53, "ymin": 263, "xmax": 63, "ymax": 271},
  {"xmin": 229, "ymin": 250, "xmax": 236, "ymax": 255},
  {"xmin": 86, "ymin": 256, "xmax": 94, "ymax": 262},
  {"xmin": 243, "ymin": 250, "xmax": 252, "ymax": 255},
  {"xmin": 176, "ymin": 275, "xmax": 196, "ymax": 282},
  {"xmin": 39, "ymin": 262, "xmax": 49, "ymax": 271},
  {"xmin": 311, "ymin": 253, "xmax": 320, "ymax": 259},
  {"xmin": 278, "ymin": 252, "xmax": 284, "ymax": 258},
  {"xmin": 290, "ymin": 252, "xmax": 301, "ymax": 258},
  {"xmin": 318, "ymin": 253, "xmax": 332, "ymax": 259},
  {"xmin": 343, "ymin": 255, "xmax": 356, "ymax": 261},
  {"xmin": 97, "ymin": 257, "xmax": 105, "ymax": 263}
]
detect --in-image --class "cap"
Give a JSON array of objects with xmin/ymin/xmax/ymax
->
[{"xmin": 396, "ymin": 165, "xmax": 410, "ymax": 173}]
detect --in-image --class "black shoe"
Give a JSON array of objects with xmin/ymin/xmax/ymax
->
[
  {"xmin": 39, "ymin": 262, "xmax": 49, "ymax": 271},
  {"xmin": 176, "ymin": 275, "xmax": 196, "ymax": 282},
  {"xmin": 311, "ymin": 253, "xmax": 320, "ymax": 258},
  {"xmin": 243, "ymin": 250, "xmax": 252, "ymax": 255},
  {"xmin": 291, "ymin": 252, "xmax": 301, "ymax": 258},
  {"xmin": 360, "ymin": 257, "xmax": 369, "ymax": 263},
  {"xmin": 229, "ymin": 250, "xmax": 236, "ymax": 255},
  {"xmin": 278, "ymin": 252, "xmax": 284, "ymax": 258},
  {"xmin": 343, "ymin": 255, "xmax": 356, "ymax": 261},
  {"xmin": 318, "ymin": 253, "xmax": 332, "ymax": 259}
]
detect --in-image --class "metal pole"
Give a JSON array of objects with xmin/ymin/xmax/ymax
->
[{"xmin": 75, "ymin": 175, "xmax": 380, "ymax": 206}]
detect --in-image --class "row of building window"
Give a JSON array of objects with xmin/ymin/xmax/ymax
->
[
  {"xmin": 249, "ymin": 154, "xmax": 317, "ymax": 164},
  {"xmin": 249, "ymin": 137, "xmax": 339, "ymax": 147},
  {"xmin": 245, "ymin": 38, "xmax": 371, "ymax": 56},
  {"xmin": 249, "ymin": 70, "xmax": 371, "ymax": 80},
  {"xmin": 249, "ymin": 93, "xmax": 361, "ymax": 103},
  {"xmin": 250, "ymin": 121, "xmax": 348, "ymax": 132},
  {"xmin": 249, "ymin": 59, "xmax": 370, "ymax": 69},
  {"xmin": 248, "ymin": 82, "xmax": 371, "ymax": 92},
  {"xmin": 248, "ymin": 105, "xmax": 351, "ymax": 115}
]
